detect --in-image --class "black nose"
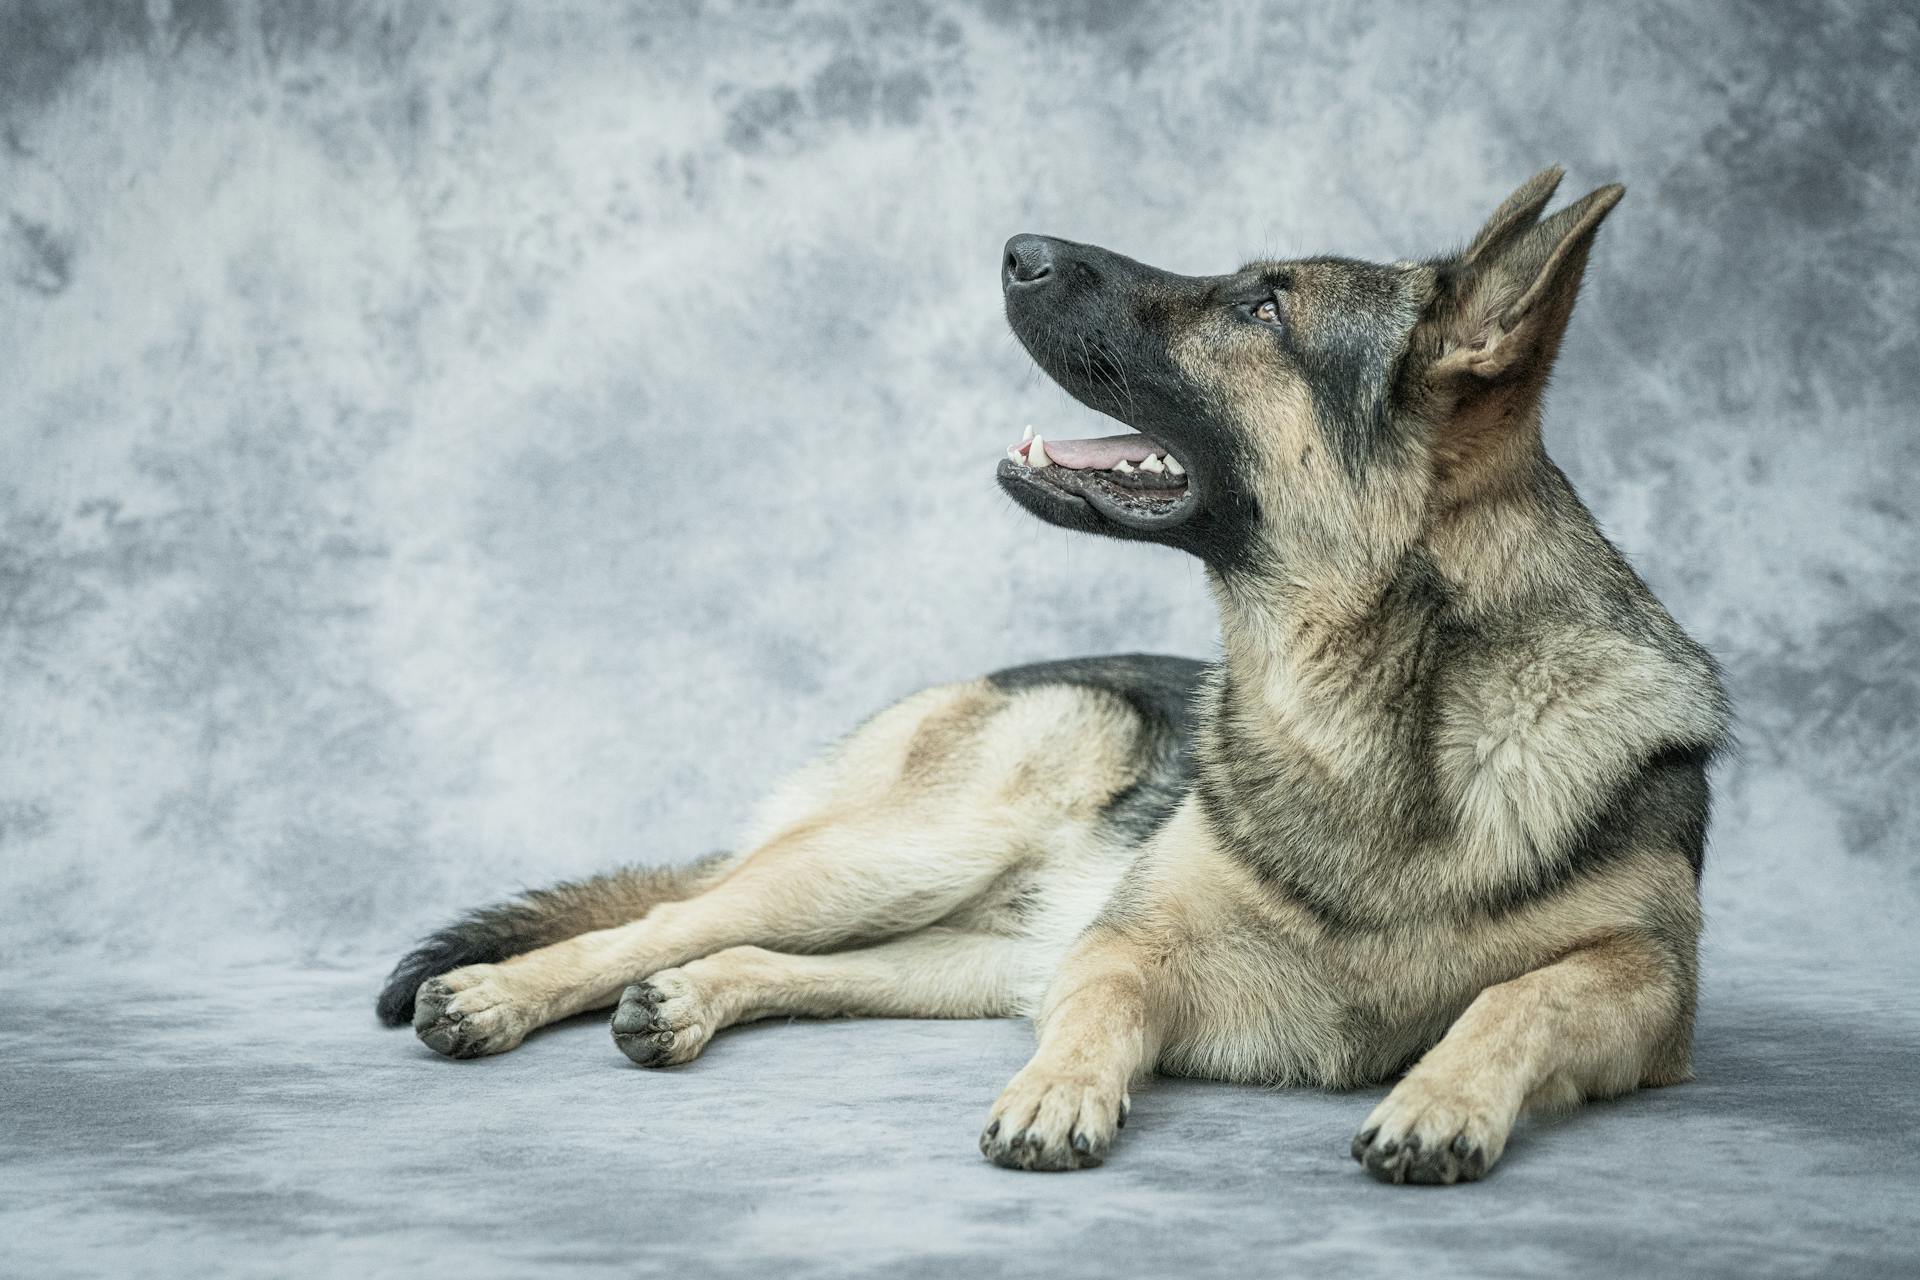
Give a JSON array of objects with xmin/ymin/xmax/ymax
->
[{"xmin": 1003, "ymin": 234, "xmax": 1054, "ymax": 286}]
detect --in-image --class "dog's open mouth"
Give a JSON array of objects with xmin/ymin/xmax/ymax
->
[{"xmin": 995, "ymin": 427, "xmax": 1198, "ymax": 530}]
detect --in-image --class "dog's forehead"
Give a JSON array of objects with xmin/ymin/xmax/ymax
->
[{"xmin": 1235, "ymin": 256, "xmax": 1409, "ymax": 302}]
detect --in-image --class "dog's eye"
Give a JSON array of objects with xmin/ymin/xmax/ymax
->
[{"xmin": 1252, "ymin": 298, "xmax": 1281, "ymax": 324}]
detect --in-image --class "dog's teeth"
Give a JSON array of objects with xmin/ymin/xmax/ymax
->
[
  {"xmin": 1164, "ymin": 455, "xmax": 1185, "ymax": 476},
  {"xmin": 1007, "ymin": 446, "xmax": 1023, "ymax": 463},
  {"xmin": 1112, "ymin": 459, "xmax": 1135, "ymax": 474},
  {"xmin": 1027, "ymin": 434, "xmax": 1052, "ymax": 468},
  {"xmin": 1022, "ymin": 424, "xmax": 1035, "ymax": 442},
  {"xmin": 1140, "ymin": 454, "xmax": 1165, "ymax": 474}
]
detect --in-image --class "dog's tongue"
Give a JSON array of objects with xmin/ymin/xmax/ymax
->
[{"xmin": 1028, "ymin": 432, "xmax": 1164, "ymax": 469}]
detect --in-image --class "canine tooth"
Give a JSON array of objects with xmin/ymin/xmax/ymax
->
[
  {"xmin": 1027, "ymin": 434, "xmax": 1052, "ymax": 467},
  {"xmin": 1164, "ymin": 454, "xmax": 1185, "ymax": 476},
  {"xmin": 1112, "ymin": 459, "xmax": 1135, "ymax": 474},
  {"xmin": 1140, "ymin": 454, "xmax": 1165, "ymax": 473},
  {"xmin": 1022, "ymin": 424, "xmax": 1035, "ymax": 442}
]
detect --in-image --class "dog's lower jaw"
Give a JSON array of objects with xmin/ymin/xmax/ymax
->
[{"xmin": 995, "ymin": 457, "xmax": 1200, "ymax": 538}]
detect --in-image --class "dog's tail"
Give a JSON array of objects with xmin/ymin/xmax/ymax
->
[{"xmin": 374, "ymin": 851, "xmax": 736, "ymax": 1027}]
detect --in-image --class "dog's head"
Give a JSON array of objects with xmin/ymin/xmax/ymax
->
[{"xmin": 998, "ymin": 168, "xmax": 1622, "ymax": 577}]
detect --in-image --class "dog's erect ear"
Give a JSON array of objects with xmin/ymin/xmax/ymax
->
[
  {"xmin": 1430, "ymin": 179, "xmax": 1625, "ymax": 386},
  {"xmin": 1461, "ymin": 166, "xmax": 1564, "ymax": 269}
]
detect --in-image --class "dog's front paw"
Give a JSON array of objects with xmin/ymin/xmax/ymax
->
[
  {"xmin": 412, "ymin": 966, "xmax": 539, "ymax": 1059},
  {"xmin": 611, "ymin": 971, "xmax": 714, "ymax": 1067},
  {"xmin": 1350, "ymin": 1072, "xmax": 1512, "ymax": 1185},
  {"xmin": 979, "ymin": 1066, "xmax": 1129, "ymax": 1171}
]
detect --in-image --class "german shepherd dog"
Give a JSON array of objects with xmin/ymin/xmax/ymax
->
[{"xmin": 378, "ymin": 169, "xmax": 1729, "ymax": 1185}]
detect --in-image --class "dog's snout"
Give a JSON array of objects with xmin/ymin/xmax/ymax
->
[{"xmin": 1003, "ymin": 234, "xmax": 1055, "ymax": 287}]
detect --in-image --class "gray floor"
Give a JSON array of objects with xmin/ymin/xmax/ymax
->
[{"xmin": 5, "ymin": 956, "xmax": 1915, "ymax": 1279}]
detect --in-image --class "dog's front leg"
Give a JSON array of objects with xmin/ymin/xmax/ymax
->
[
  {"xmin": 1352, "ymin": 929, "xmax": 1693, "ymax": 1185},
  {"xmin": 980, "ymin": 925, "xmax": 1167, "ymax": 1171}
]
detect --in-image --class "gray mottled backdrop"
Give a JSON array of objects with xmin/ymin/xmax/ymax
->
[
  {"xmin": 5, "ymin": 0, "xmax": 1915, "ymax": 973},
  {"xmin": 3, "ymin": 2, "xmax": 1917, "ymax": 1276}
]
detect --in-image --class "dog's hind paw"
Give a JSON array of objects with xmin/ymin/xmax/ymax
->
[
  {"xmin": 611, "ymin": 971, "xmax": 714, "ymax": 1067},
  {"xmin": 412, "ymin": 966, "xmax": 538, "ymax": 1059}
]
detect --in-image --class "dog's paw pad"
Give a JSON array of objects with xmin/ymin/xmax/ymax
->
[
  {"xmin": 611, "ymin": 971, "xmax": 711, "ymax": 1067},
  {"xmin": 412, "ymin": 967, "xmax": 536, "ymax": 1059}
]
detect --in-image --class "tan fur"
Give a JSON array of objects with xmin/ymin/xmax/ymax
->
[
  {"xmin": 976, "ymin": 175, "xmax": 1716, "ymax": 1179},
  {"xmin": 1353, "ymin": 930, "xmax": 1688, "ymax": 1182},
  {"xmin": 1431, "ymin": 629, "xmax": 1719, "ymax": 899},
  {"xmin": 400, "ymin": 172, "xmax": 1725, "ymax": 1187},
  {"xmin": 412, "ymin": 626, "xmax": 1707, "ymax": 1178},
  {"xmin": 612, "ymin": 929, "xmax": 1046, "ymax": 1067},
  {"xmin": 410, "ymin": 678, "xmax": 1155, "ymax": 1054},
  {"xmin": 1428, "ymin": 395, "xmax": 1541, "ymax": 508}
]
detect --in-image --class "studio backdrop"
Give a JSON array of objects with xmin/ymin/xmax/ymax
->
[{"xmin": 3, "ymin": 0, "xmax": 1914, "ymax": 1027}]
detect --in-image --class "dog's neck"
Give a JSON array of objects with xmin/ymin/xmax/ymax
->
[
  {"xmin": 1424, "ymin": 450, "xmax": 1604, "ymax": 619},
  {"xmin": 1203, "ymin": 450, "xmax": 1593, "ymax": 769},
  {"xmin": 1205, "ymin": 547, "xmax": 1443, "ymax": 779}
]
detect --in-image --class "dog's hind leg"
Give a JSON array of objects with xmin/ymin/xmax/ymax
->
[
  {"xmin": 377, "ymin": 853, "xmax": 738, "ymax": 1028},
  {"xmin": 410, "ymin": 804, "xmax": 1024, "ymax": 1058},
  {"xmin": 607, "ymin": 927, "xmax": 1045, "ymax": 1066},
  {"xmin": 409, "ymin": 677, "xmax": 1144, "ymax": 1059}
]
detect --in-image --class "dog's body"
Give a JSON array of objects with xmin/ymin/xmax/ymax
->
[{"xmin": 379, "ymin": 169, "xmax": 1728, "ymax": 1184}]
